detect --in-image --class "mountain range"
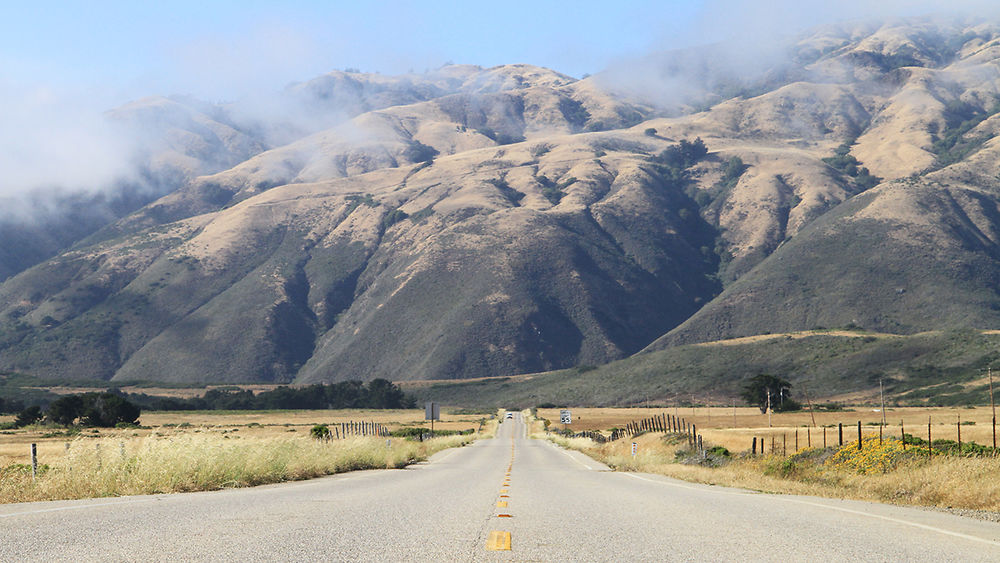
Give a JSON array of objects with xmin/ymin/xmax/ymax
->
[{"xmin": 4, "ymin": 17, "xmax": 1000, "ymax": 396}]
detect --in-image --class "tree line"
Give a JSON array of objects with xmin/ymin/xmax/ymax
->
[
  {"xmin": 8, "ymin": 392, "xmax": 140, "ymax": 428},
  {"xmin": 124, "ymin": 379, "xmax": 415, "ymax": 411},
  {"xmin": 2, "ymin": 380, "xmax": 415, "ymax": 429}
]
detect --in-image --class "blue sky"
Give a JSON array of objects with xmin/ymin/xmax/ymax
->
[
  {"xmin": 2, "ymin": 1, "xmax": 710, "ymax": 104},
  {"xmin": 1, "ymin": 0, "xmax": 982, "ymax": 105}
]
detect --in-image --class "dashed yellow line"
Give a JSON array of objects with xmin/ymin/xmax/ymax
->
[
  {"xmin": 486, "ymin": 530, "xmax": 511, "ymax": 551},
  {"xmin": 496, "ymin": 500, "xmax": 508, "ymax": 508}
]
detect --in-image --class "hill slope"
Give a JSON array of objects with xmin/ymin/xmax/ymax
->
[{"xmin": 5, "ymin": 18, "xmax": 1000, "ymax": 390}]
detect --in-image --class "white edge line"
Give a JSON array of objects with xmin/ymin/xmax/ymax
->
[
  {"xmin": 431, "ymin": 448, "xmax": 462, "ymax": 464},
  {"xmin": 542, "ymin": 439, "xmax": 594, "ymax": 470},
  {"xmin": 622, "ymin": 473, "xmax": 1000, "ymax": 548}
]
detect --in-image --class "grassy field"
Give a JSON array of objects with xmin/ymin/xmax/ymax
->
[
  {"xmin": 535, "ymin": 405, "xmax": 1000, "ymax": 452},
  {"xmin": 530, "ymin": 407, "xmax": 1000, "ymax": 512},
  {"xmin": 0, "ymin": 408, "xmax": 495, "ymax": 504}
]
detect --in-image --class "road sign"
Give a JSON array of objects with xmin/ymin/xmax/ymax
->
[
  {"xmin": 425, "ymin": 402, "xmax": 439, "ymax": 421},
  {"xmin": 631, "ymin": 442, "xmax": 637, "ymax": 457},
  {"xmin": 560, "ymin": 409, "xmax": 571, "ymax": 424}
]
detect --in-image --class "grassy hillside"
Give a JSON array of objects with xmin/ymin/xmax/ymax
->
[{"xmin": 407, "ymin": 330, "xmax": 1000, "ymax": 408}]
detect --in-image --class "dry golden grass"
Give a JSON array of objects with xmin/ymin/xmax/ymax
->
[
  {"xmin": 0, "ymin": 433, "xmax": 473, "ymax": 504},
  {"xmin": 0, "ymin": 408, "xmax": 495, "ymax": 504},
  {"xmin": 535, "ymin": 407, "xmax": 1000, "ymax": 512},
  {"xmin": 0, "ymin": 408, "xmax": 489, "ymax": 467},
  {"xmin": 536, "ymin": 406, "xmax": 1000, "ymax": 449}
]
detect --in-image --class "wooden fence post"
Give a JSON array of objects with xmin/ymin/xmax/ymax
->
[
  {"xmin": 878, "ymin": 424, "xmax": 882, "ymax": 446},
  {"xmin": 823, "ymin": 426, "xmax": 827, "ymax": 448},
  {"xmin": 928, "ymin": 416, "xmax": 932, "ymax": 457},
  {"xmin": 857, "ymin": 421, "xmax": 862, "ymax": 451},
  {"xmin": 31, "ymin": 443, "xmax": 37, "ymax": 481},
  {"xmin": 957, "ymin": 414, "xmax": 962, "ymax": 451},
  {"xmin": 838, "ymin": 423, "xmax": 843, "ymax": 447},
  {"xmin": 752, "ymin": 436, "xmax": 757, "ymax": 455},
  {"xmin": 807, "ymin": 427, "xmax": 811, "ymax": 448},
  {"xmin": 795, "ymin": 429, "xmax": 799, "ymax": 452},
  {"xmin": 900, "ymin": 420, "xmax": 905, "ymax": 450}
]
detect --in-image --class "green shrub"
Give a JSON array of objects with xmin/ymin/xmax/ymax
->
[{"xmin": 310, "ymin": 424, "xmax": 331, "ymax": 440}]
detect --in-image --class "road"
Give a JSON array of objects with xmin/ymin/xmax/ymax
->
[{"xmin": 2, "ymin": 414, "xmax": 999, "ymax": 561}]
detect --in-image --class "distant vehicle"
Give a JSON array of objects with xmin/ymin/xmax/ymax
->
[{"xmin": 505, "ymin": 412, "xmax": 513, "ymax": 419}]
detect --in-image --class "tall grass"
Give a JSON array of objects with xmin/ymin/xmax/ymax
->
[
  {"xmin": 546, "ymin": 432, "xmax": 1000, "ymax": 512},
  {"xmin": 0, "ymin": 433, "xmax": 472, "ymax": 504}
]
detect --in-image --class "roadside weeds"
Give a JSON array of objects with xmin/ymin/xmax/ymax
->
[
  {"xmin": 0, "ymin": 432, "xmax": 478, "ymax": 504},
  {"xmin": 541, "ymin": 430, "xmax": 1000, "ymax": 515}
]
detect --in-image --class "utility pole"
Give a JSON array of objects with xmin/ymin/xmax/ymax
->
[
  {"xmin": 802, "ymin": 384, "xmax": 817, "ymax": 427},
  {"xmin": 767, "ymin": 388, "xmax": 772, "ymax": 427},
  {"xmin": 990, "ymin": 367, "xmax": 996, "ymax": 451},
  {"xmin": 880, "ymin": 378, "xmax": 886, "ymax": 426}
]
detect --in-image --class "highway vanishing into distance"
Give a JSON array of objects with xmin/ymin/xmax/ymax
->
[{"xmin": 3, "ymin": 414, "xmax": 1000, "ymax": 561}]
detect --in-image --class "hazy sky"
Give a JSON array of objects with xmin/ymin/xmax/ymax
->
[
  {"xmin": 3, "ymin": 0, "xmax": 977, "ymax": 105},
  {"xmin": 0, "ymin": 0, "xmax": 990, "ymax": 194}
]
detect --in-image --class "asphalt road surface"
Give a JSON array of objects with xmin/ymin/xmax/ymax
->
[{"xmin": 3, "ymin": 414, "xmax": 1000, "ymax": 561}]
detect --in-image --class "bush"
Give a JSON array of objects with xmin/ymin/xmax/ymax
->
[
  {"xmin": 827, "ymin": 437, "xmax": 908, "ymax": 474},
  {"xmin": 311, "ymin": 424, "xmax": 331, "ymax": 440},
  {"xmin": 706, "ymin": 445, "xmax": 730, "ymax": 457}
]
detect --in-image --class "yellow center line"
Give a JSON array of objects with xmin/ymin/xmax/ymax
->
[
  {"xmin": 486, "ymin": 530, "xmax": 511, "ymax": 551},
  {"xmin": 496, "ymin": 500, "xmax": 508, "ymax": 508},
  {"xmin": 499, "ymin": 489, "xmax": 507, "ymax": 493}
]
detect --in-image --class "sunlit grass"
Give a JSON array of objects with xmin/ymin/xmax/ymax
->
[
  {"xmin": 545, "ymin": 431, "xmax": 1000, "ymax": 511},
  {"xmin": 0, "ymin": 433, "xmax": 473, "ymax": 504}
]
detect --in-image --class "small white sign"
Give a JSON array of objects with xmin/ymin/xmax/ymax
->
[
  {"xmin": 560, "ymin": 409, "xmax": 572, "ymax": 424},
  {"xmin": 631, "ymin": 442, "xmax": 638, "ymax": 457}
]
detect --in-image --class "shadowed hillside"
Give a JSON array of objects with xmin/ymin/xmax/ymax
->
[{"xmin": 5, "ymin": 18, "xmax": 1000, "ymax": 391}]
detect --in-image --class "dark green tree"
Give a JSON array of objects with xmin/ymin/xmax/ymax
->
[
  {"xmin": 14, "ymin": 405, "xmax": 42, "ymax": 427},
  {"xmin": 80, "ymin": 393, "xmax": 140, "ymax": 427},
  {"xmin": 365, "ymin": 378, "xmax": 410, "ymax": 408},
  {"xmin": 47, "ymin": 394, "xmax": 85, "ymax": 425},
  {"xmin": 740, "ymin": 374, "xmax": 793, "ymax": 414}
]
